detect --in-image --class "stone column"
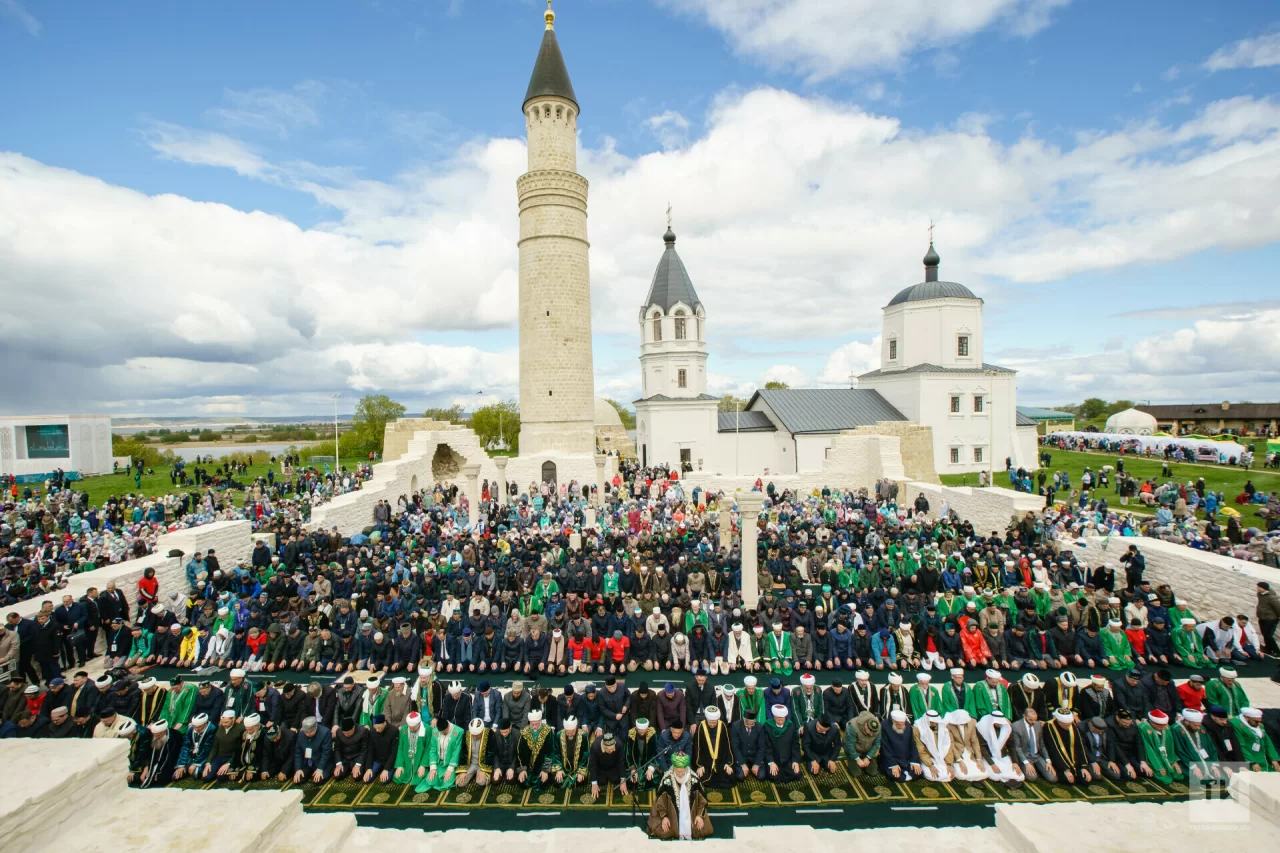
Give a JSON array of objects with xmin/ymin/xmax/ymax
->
[
  {"xmin": 462, "ymin": 463, "xmax": 482, "ymax": 528},
  {"xmin": 493, "ymin": 456, "xmax": 509, "ymax": 506},
  {"xmin": 736, "ymin": 491, "xmax": 765, "ymax": 609},
  {"xmin": 593, "ymin": 454, "xmax": 607, "ymax": 507},
  {"xmin": 718, "ymin": 503, "xmax": 732, "ymax": 552}
]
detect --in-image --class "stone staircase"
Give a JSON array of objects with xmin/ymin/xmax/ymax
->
[{"xmin": 5, "ymin": 738, "xmax": 1279, "ymax": 853}]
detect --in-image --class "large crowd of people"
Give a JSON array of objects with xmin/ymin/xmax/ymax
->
[
  {"xmin": 2, "ymin": 458, "xmax": 1279, "ymax": 840},
  {"xmin": 0, "ymin": 460, "xmax": 374, "ymax": 607}
]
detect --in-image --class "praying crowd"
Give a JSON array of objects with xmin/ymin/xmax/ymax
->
[
  {"xmin": 1, "ymin": 458, "xmax": 1279, "ymax": 840},
  {"xmin": 0, "ymin": 460, "xmax": 374, "ymax": 607}
]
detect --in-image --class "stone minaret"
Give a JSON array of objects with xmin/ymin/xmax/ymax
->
[{"xmin": 516, "ymin": 2, "xmax": 596, "ymax": 457}]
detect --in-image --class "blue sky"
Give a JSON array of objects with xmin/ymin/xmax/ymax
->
[{"xmin": 2, "ymin": 0, "xmax": 1278, "ymax": 417}]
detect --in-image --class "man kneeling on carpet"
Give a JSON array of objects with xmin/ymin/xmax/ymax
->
[{"xmin": 648, "ymin": 752, "xmax": 713, "ymax": 840}]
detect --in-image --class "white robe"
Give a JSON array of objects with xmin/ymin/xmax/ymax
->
[
  {"xmin": 727, "ymin": 632, "xmax": 754, "ymax": 665},
  {"xmin": 944, "ymin": 713, "xmax": 989, "ymax": 781},
  {"xmin": 976, "ymin": 715, "xmax": 1023, "ymax": 784},
  {"xmin": 913, "ymin": 719, "xmax": 953, "ymax": 782}
]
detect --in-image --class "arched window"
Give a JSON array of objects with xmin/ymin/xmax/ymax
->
[
  {"xmin": 651, "ymin": 313, "xmax": 662, "ymax": 341},
  {"xmin": 674, "ymin": 309, "xmax": 686, "ymax": 340}
]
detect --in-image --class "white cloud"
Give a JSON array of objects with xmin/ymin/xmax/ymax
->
[
  {"xmin": 661, "ymin": 0, "xmax": 1069, "ymax": 80},
  {"xmin": 0, "ymin": 0, "xmax": 40, "ymax": 36},
  {"xmin": 761, "ymin": 364, "xmax": 810, "ymax": 387},
  {"xmin": 644, "ymin": 110, "xmax": 691, "ymax": 150},
  {"xmin": 1204, "ymin": 32, "xmax": 1280, "ymax": 72},
  {"xmin": 207, "ymin": 80, "xmax": 327, "ymax": 139},
  {"xmin": 6, "ymin": 79, "xmax": 1280, "ymax": 413}
]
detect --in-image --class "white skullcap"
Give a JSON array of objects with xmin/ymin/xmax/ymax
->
[
  {"xmin": 704, "ymin": 706, "xmax": 721, "ymax": 722},
  {"xmin": 1091, "ymin": 674, "xmax": 1107, "ymax": 685},
  {"xmin": 244, "ymin": 713, "xmax": 261, "ymax": 727},
  {"xmin": 95, "ymin": 674, "xmax": 112, "ymax": 689},
  {"xmin": 731, "ymin": 623, "xmax": 743, "ymax": 632},
  {"xmin": 148, "ymin": 720, "xmax": 169, "ymax": 734},
  {"xmin": 752, "ymin": 625, "xmax": 764, "ymax": 634},
  {"xmin": 374, "ymin": 632, "xmax": 384, "ymax": 642},
  {"xmin": 138, "ymin": 677, "xmax": 157, "ymax": 690},
  {"xmin": 1219, "ymin": 667, "xmax": 1238, "ymax": 679},
  {"xmin": 636, "ymin": 718, "xmax": 650, "ymax": 730},
  {"xmin": 563, "ymin": 716, "xmax": 578, "ymax": 730},
  {"xmin": 1180, "ymin": 618, "xmax": 1195, "ymax": 626},
  {"xmin": 230, "ymin": 668, "xmax": 246, "ymax": 679},
  {"xmin": 916, "ymin": 673, "xmax": 931, "ymax": 682},
  {"xmin": 1108, "ymin": 619, "xmax": 1122, "ymax": 627},
  {"xmin": 1242, "ymin": 707, "xmax": 1262, "ymax": 720},
  {"xmin": 1181, "ymin": 709, "xmax": 1204, "ymax": 723},
  {"xmin": 151, "ymin": 604, "xmax": 165, "ymax": 614},
  {"xmin": 652, "ymin": 607, "xmax": 661, "ymax": 614},
  {"xmin": 1059, "ymin": 672, "xmax": 1077, "ymax": 687},
  {"xmin": 1022, "ymin": 673, "xmax": 1042, "ymax": 689},
  {"xmin": 391, "ymin": 677, "xmax": 406, "ymax": 685},
  {"xmin": 191, "ymin": 713, "xmax": 209, "ymax": 727},
  {"xmin": 220, "ymin": 710, "xmax": 236, "ymax": 719},
  {"xmin": 1107, "ymin": 597, "xmax": 1120, "ymax": 605},
  {"xmin": 800, "ymin": 673, "xmax": 815, "ymax": 686},
  {"xmin": 772, "ymin": 622, "xmax": 783, "ymax": 631},
  {"xmin": 890, "ymin": 709, "xmax": 908, "ymax": 723},
  {"xmin": 1053, "ymin": 709, "xmax": 1075, "ymax": 724},
  {"xmin": 217, "ymin": 607, "xmax": 229, "ymax": 616},
  {"xmin": 985, "ymin": 669, "xmax": 1001, "ymax": 680},
  {"xmin": 418, "ymin": 666, "xmax": 433, "ymax": 677},
  {"xmin": 366, "ymin": 678, "xmax": 381, "ymax": 689},
  {"xmin": 855, "ymin": 670, "xmax": 870, "ymax": 680},
  {"xmin": 771, "ymin": 704, "xmax": 789, "ymax": 719},
  {"xmin": 117, "ymin": 719, "xmax": 136, "ymax": 737},
  {"xmin": 528, "ymin": 710, "xmax": 543, "ymax": 722},
  {"xmin": 24, "ymin": 684, "xmax": 38, "ymax": 694},
  {"xmin": 950, "ymin": 668, "xmax": 964, "ymax": 676},
  {"xmin": 469, "ymin": 718, "xmax": 485, "ymax": 735},
  {"xmin": 743, "ymin": 675, "xmax": 758, "ymax": 687},
  {"xmin": 888, "ymin": 673, "xmax": 903, "ymax": 685},
  {"xmin": 449, "ymin": 681, "xmax": 463, "ymax": 694}
]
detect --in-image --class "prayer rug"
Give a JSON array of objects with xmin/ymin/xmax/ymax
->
[
  {"xmin": 439, "ymin": 785, "xmax": 486, "ymax": 807},
  {"xmin": 525, "ymin": 787, "xmax": 570, "ymax": 808},
  {"xmin": 170, "ymin": 775, "xmax": 212, "ymax": 791},
  {"xmin": 612, "ymin": 787, "xmax": 654, "ymax": 809},
  {"xmin": 906, "ymin": 780, "xmax": 958, "ymax": 803},
  {"xmin": 736, "ymin": 777, "xmax": 780, "ymax": 806},
  {"xmin": 1114, "ymin": 777, "xmax": 1173, "ymax": 798},
  {"xmin": 353, "ymin": 782, "xmax": 409, "ymax": 807},
  {"xmin": 483, "ymin": 782, "xmax": 526, "ymax": 807},
  {"xmin": 945, "ymin": 780, "xmax": 1005, "ymax": 803},
  {"xmin": 565, "ymin": 783, "xmax": 603, "ymax": 809},
  {"xmin": 294, "ymin": 779, "xmax": 337, "ymax": 806},
  {"xmin": 240, "ymin": 777, "xmax": 288, "ymax": 793},
  {"xmin": 310, "ymin": 777, "xmax": 364, "ymax": 808},
  {"xmin": 994, "ymin": 782, "xmax": 1045, "ymax": 803},
  {"xmin": 810, "ymin": 767, "xmax": 864, "ymax": 804},
  {"xmin": 1025, "ymin": 780, "xmax": 1090, "ymax": 803},
  {"xmin": 773, "ymin": 778, "xmax": 821, "ymax": 805},
  {"xmin": 851, "ymin": 774, "xmax": 910, "ymax": 802}
]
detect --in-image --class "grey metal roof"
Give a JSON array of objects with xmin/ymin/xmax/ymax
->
[
  {"xmin": 1016, "ymin": 411, "xmax": 1036, "ymax": 427},
  {"xmin": 1017, "ymin": 406, "xmax": 1075, "ymax": 421},
  {"xmin": 859, "ymin": 362, "xmax": 1015, "ymax": 379},
  {"xmin": 747, "ymin": 389, "xmax": 906, "ymax": 434},
  {"xmin": 524, "ymin": 29, "xmax": 577, "ymax": 110},
  {"xmin": 640, "ymin": 229, "xmax": 702, "ymax": 317},
  {"xmin": 634, "ymin": 393, "xmax": 719, "ymax": 404},
  {"xmin": 887, "ymin": 280, "xmax": 980, "ymax": 306},
  {"xmin": 717, "ymin": 411, "xmax": 776, "ymax": 433}
]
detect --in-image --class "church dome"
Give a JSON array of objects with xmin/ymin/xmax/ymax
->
[
  {"xmin": 640, "ymin": 227, "xmax": 703, "ymax": 317},
  {"xmin": 887, "ymin": 280, "xmax": 980, "ymax": 306}
]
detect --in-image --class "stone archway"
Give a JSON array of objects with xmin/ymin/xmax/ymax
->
[
  {"xmin": 541, "ymin": 460, "xmax": 557, "ymax": 486},
  {"xmin": 431, "ymin": 444, "xmax": 464, "ymax": 480}
]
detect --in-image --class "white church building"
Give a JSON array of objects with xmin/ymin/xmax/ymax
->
[{"xmin": 635, "ymin": 236, "xmax": 1038, "ymax": 477}]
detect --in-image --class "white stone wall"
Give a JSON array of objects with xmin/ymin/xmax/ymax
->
[
  {"xmin": 881, "ymin": 297, "xmax": 985, "ymax": 369},
  {"xmin": 15, "ymin": 520, "xmax": 253, "ymax": 619},
  {"xmin": 0, "ymin": 414, "xmax": 115, "ymax": 477},
  {"xmin": 1078, "ymin": 535, "xmax": 1280, "ymax": 620}
]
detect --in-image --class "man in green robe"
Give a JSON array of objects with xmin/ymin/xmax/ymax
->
[
  {"xmin": 1172, "ymin": 619, "xmax": 1212, "ymax": 668},
  {"xmin": 422, "ymin": 718, "xmax": 464, "ymax": 791},
  {"xmin": 1204, "ymin": 668, "xmax": 1249, "ymax": 718},
  {"xmin": 763, "ymin": 623, "xmax": 793, "ymax": 676},
  {"xmin": 1171, "ymin": 710, "xmax": 1221, "ymax": 782},
  {"xmin": 1230, "ymin": 708, "xmax": 1280, "ymax": 772},
  {"xmin": 531, "ymin": 575, "xmax": 560, "ymax": 611},
  {"xmin": 160, "ymin": 680, "xmax": 198, "ymax": 731},
  {"xmin": 1137, "ymin": 710, "xmax": 1179, "ymax": 784},
  {"xmin": 393, "ymin": 713, "xmax": 431, "ymax": 788},
  {"xmin": 1101, "ymin": 620, "xmax": 1135, "ymax": 671},
  {"xmin": 739, "ymin": 676, "xmax": 765, "ymax": 722},
  {"xmin": 791, "ymin": 674, "xmax": 824, "ymax": 724},
  {"xmin": 358, "ymin": 679, "xmax": 387, "ymax": 727},
  {"xmin": 908, "ymin": 674, "xmax": 943, "ymax": 719}
]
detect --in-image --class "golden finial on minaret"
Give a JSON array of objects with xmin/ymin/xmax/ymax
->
[{"xmin": 545, "ymin": 0, "xmax": 555, "ymax": 30}]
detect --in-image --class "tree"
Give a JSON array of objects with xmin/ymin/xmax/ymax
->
[
  {"xmin": 470, "ymin": 401, "xmax": 521, "ymax": 452},
  {"xmin": 197, "ymin": 429, "xmax": 220, "ymax": 442},
  {"xmin": 763, "ymin": 381, "xmax": 790, "ymax": 390},
  {"xmin": 603, "ymin": 398, "xmax": 636, "ymax": 430},
  {"xmin": 1108, "ymin": 399, "xmax": 1135, "ymax": 415},
  {"xmin": 718, "ymin": 394, "xmax": 747, "ymax": 412},
  {"xmin": 423, "ymin": 404, "xmax": 465, "ymax": 424},
  {"xmin": 1079, "ymin": 397, "xmax": 1108, "ymax": 420},
  {"xmin": 353, "ymin": 394, "xmax": 407, "ymax": 454}
]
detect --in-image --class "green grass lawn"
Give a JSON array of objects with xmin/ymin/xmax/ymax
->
[
  {"xmin": 940, "ymin": 447, "xmax": 1280, "ymax": 528},
  {"xmin": 74, "ymin": 461, "xmax": 285, "ymax": 509}
]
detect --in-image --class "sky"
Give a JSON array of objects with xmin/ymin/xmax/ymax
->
[{"xmin": 2, "ymin": 0, "xmax": 1279, "ymax": 418}]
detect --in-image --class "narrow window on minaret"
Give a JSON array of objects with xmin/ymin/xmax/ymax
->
[
  {"xmin": 674, "ymin": 310, "xmax": 686, "ymax": 340},
  {"xmin": 652, "ymin": 316, "xmax": 662, "ymax": 341}
]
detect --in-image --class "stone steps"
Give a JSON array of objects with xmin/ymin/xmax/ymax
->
[
  {"xmin": 0, "ymin": 739, "xmax": 127, "ymax": 850},
  {"xmin": 264, "ymin": 810, "xmax": 358, "ymax": 853}
]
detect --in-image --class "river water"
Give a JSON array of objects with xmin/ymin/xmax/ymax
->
[{"xmin": 169, "ymin": 442, "xmax": 319, "ymax": 461}]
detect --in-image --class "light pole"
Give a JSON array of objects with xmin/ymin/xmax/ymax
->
[
  {"xmin": 331, "ymin": 393, "xmax": 340, "ymax": 473},
  {"xmin": 987, "ymin": 371, "xmax": 996, "ymax": 488}
]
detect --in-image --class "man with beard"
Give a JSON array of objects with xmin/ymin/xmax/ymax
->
[
  {"xmin": 588, "ymin": 732, "xmax": 628, "ymax": 800},
  {"xmin": 1202, "ymin": 704, "xmax": 1243, "ymax": 764},
  {"xmin": 849, "ymin": 670, "xmax": 881, "ymax": 718},
  {"xmin": 763, "ymin": 704, "xmax": 801, "ymax": 782},
  {"xmin": 1077, "ymin": 674, "xmax": 1116, "ymax": 720},
  {"xmin": 691, "ymin": 705, "xmax": 735, "ymax": 787},
  {"xmin": 130, "ymin": 720, "xmax": 181, "ymax": 788},
  {"xmin": 518, "ymin": 710, "xmax": 554, "ymax": 787},
  {"xmin": 647, "ymin": 753, "xmax": 712, "ymax": 841},
  {"xmin": 491, "ymin": 717, "xmax": 521, "ymax": 783},
  {"xmin": 1107, "ymin": 709, "xmax": 1143, "ymax": 779},
  {"xmin": 230, "ymin": 713, "xmax": 268, "ymax": 782},
  {"xmin": 263, "ymin": 722, "xmax": 298, "ymax": 782},
  {"xmin": 802, "ymin": 714, "xmax": 842, "ymax": 776},
  {"xmin": 173, "ymin": 713, "xmax": 215, "ymax": 781},
  {"xmin": 628, "ymin": 717, "xmax": 660, "ymax": 789}
]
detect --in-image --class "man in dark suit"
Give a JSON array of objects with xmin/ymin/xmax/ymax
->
[
  {"xmin": 730, "ymin": 712, "xmax": 766, "ymax": 781},
  {"xmin": 1010, "ymin": 707, "xmax": 1056, "ymax": 782}
]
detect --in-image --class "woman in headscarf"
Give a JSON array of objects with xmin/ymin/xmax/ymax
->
[{"xmin": 844, "ymin": 710, "xmax": 881, "ymax": 777}]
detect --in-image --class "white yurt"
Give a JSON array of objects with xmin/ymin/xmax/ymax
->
[{"xmin": 1104, "ymin": 407, "xmax": 1158, "ymax": 435}]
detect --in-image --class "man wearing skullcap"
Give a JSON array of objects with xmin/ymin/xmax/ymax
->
[
  {"xmin": 628, "ymin": 717, "xmax": 661, "ymax": 789},
  {"xmin": 763, "ymin": 622, "xmax": 794, "ymax": 676},
  {"xmin": 1044, "ymin": 707, "xmax": 1090, "ymax": 783},
  {"xmin": 231, "ymin": 713, "xmax": 268, "ymax": 782},
  {"xmin": 1102, "ymin": 618, "xmax": 1135, "ymax": 671},
  {"xmin": 1136, "ymin": 709, "xmax": 1179, "ymax": 784},
  {"xmin": 763, "ymin": 704, "xmax": 802, "ymax": 782},
  {"xmin": 647, "ymin": 752, "xmax": 712, "ymax": 840},
  {"xmin": 845, "ymin": 711, "xmax": 881, "ymax": 777},
  {"xmin": 588, "ymin": 731, "xmax": 628, "ymax": 800},
  {"xmin": 792, "ymin": 672, "xmax": 824, "ymax": 725},
  {"xmin": 159, "ymin": 677, "xmax": 197, "ymax": 732},
  {"xmin": 173, "ymin": 713, "xmax": 214, "ymax": 781},
  {"xmin": 550, "ymin": 715, "xmax": 589, "ymax": 787},
  {"xmin": 908, "ymin": 672, "xmax": 943, "ymax": 719},
  {"xmin": 1204, "ymin": 668, "xmax": 1249, "ymax": 718},
  {"xmin": 1230, "ymin": 708, "xmax": 1280, "ymax": 772},
  {"xmin": 965, "ymin": 669, "xmax": 1012, "ymax": 720},
  {"xmin": 691, "ymin": 705, "xmax": 735, "ymax": 787},
  {"xmin": 802, "ymin": 714, "xmax": 842, "ymax": 776},
  {"xmin": 455, "ymin": 718, "xmax": 493, "ymax": 788},
  {"xmin": 517, "ymin": 710, "xmax": 554, "ymax": 787},
  {"xmin": 879, "ymin": 708, "xmax": 921, "ymax": 780},
  {"xmin": 1171, "ymin": 710, "xmax": 1221, "ymax": 782},
  {"xmin": 293, "ymin": 715, "xmax": 333, "ymax": 784},
  {"xmin": 131, "ymin": 720, "xmax": 180, "ymax": 789},
  {"xmin": 1009, "ymin": 673, "xmax": 1047, "ymax": 720},
  {"xmin": 1077, "ymin": 674, "xmax": 1116, "ymax": 720}
]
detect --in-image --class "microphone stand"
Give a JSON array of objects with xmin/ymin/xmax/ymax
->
[{"xmin": 632, "ymin": 738, "xmax": 679, "ymax": 830}]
